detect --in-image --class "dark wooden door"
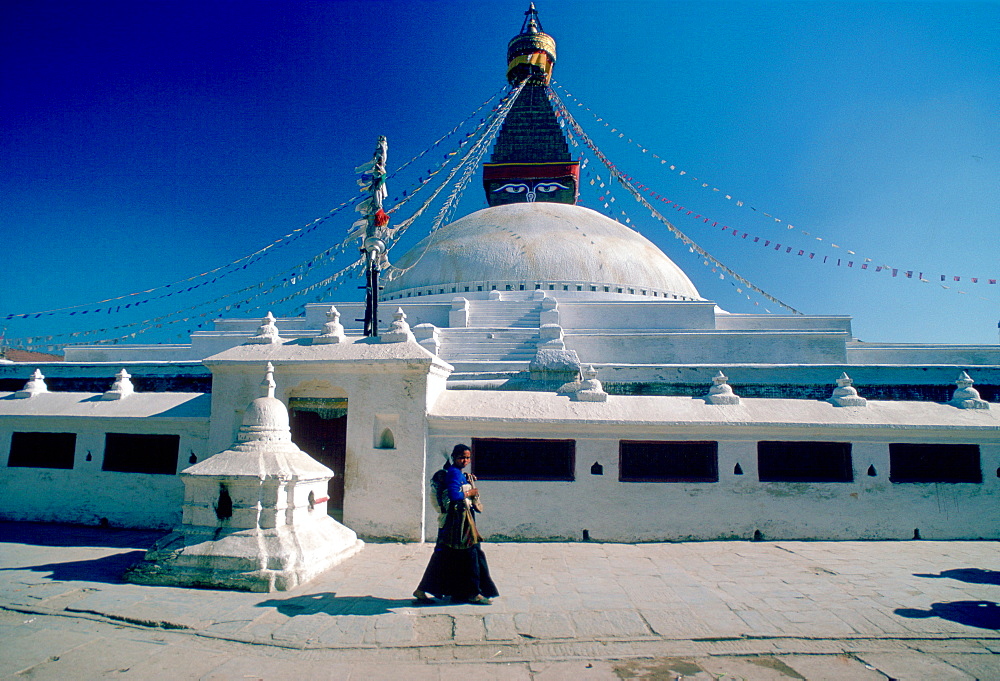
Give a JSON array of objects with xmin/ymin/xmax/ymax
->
[{"xmin": 289, "ymin": 409, "xmax": 347, "ymax": 515}]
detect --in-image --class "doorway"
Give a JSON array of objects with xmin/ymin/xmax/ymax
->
[{"xmin": 289, "ymin": 398, "xmax": 347, "ymax": 520}]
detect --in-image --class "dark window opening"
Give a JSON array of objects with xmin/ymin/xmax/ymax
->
[
  {"xmin": 472, "ymin": 438, "xmax": 575, "ymax": 481},
  {"xmin": 620, "ymin": 441, "xmax": 719, "ymax": 482},
  {"xmin": 102, "ymin": 433, "xmax": 180, "ymax": 475},
  {"xmin": 757, "ymin": 441, "xmax": 853, "ymax": 482},
  {"xmin": 889, "ymin": 443, "xmax": 982, "ymax": 483},
  {"xmin": 8, "ymin": 432, "xmax": 76, "ymax": 469}
]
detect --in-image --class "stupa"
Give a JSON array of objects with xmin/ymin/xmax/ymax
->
[{"xmin": 125, "ymin": 363, "xmax": 363, "ymax": 591}]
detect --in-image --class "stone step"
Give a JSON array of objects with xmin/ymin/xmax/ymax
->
[{"xmin": 466, "ymin": 302, "xmax": 542, "ymax": 329}]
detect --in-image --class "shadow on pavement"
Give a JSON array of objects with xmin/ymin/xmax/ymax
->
[
  {"xmin": 913, "ymin": 568, "xmax": 1000, "ymax": 586},
  {"xmin": 895, "ymin": 601, "xmax": 1000, "ymax": 630},
  {"xmin": 0, "ymin": 521, "xmax": 163, "ymax": 549},
  {"xmin": 0, "ymin": 550, "xmax": 147, "ymax": 585},
  {"xmin": 256, "ymin": 592, "xmax": 421, "ymax": 617}
]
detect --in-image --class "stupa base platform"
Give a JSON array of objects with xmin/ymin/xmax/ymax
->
[{"xmin": 125, "ymin": 518, "xmax": 364, "ymax": 592}]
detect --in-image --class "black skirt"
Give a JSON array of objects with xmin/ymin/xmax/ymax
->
[{"xmin": 416, "ymin": 538, "xmax": 499, "ymax": 601}]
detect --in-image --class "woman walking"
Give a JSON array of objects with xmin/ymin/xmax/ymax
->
[{"xmin": 413, "ymin": 444, "xmax": 498, "ymax": 605}]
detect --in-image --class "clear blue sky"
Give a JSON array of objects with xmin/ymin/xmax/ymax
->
[{"xmin": 3, "ymin": 0, "xmax": 998, "ymax": 351}]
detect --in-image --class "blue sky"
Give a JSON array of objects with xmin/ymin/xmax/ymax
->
[{"xmin": 3, "ymin": 0, "xmax": 998, "ymax": 351}]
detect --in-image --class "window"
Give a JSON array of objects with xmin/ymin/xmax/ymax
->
[
  {"xmin": 102, "ymin": 433, "xmax": 180, "ymax": 475},
  {"xmin": 889, "ymin": 443, "xmax": 982, "ymax": 483},
  {"xmin": 757, "ymin": 441, "xmax": 853, "ymax": 482},
  {"xmin": 8, "ymin": 432, "xmax": 76, "ymax": 469},
  {"xmin": 620, "ymin": 441, "xmax": 718, "ymax": 482},
  {"xmin": 472, "ymin": 438, "xmax": 575, "ymax": 481}
]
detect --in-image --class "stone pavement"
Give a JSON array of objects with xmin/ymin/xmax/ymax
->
[{"xmin": 1, "ymin": 522, "xmax": 999, "ymax": 679}]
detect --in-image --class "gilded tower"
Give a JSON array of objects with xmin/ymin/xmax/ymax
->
[{"xmin": 482, "ymin": 4, "xmax": 579, "ymax": 207}]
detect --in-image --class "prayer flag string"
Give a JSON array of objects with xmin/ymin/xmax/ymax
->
[{"xmin": 551, "ymin": 81, "xmax": 998, "ymax": 292}]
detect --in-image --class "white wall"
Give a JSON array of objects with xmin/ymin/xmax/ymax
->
[
  {"xmin": 557, "ymin": 301, "xmax": 716, "ymax": 330},
  {"xmin": 848, "ymin": 343, "xmax": 1000, "ymax": 365},
  {"xmin": 204, "ymin": 342, "xmax": 451, "ymax": 541},
  {"xmin": 0, "ymin": 416, "xmax": 210, "ymax": 528},
  {"xmin": 567, "ymin": 331, "xmax": 850, "ymax": 364},
  {"xmin": 427, "ymin": 421, "xmax": 1000, "ymax": 542}
]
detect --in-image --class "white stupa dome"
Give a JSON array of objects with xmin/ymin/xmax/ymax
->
[{"xmin": 382, "ymin": 202, "xmax": 701, "ymax": 301}]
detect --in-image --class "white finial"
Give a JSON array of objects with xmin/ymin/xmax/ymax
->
[
  {"xmin": 951, "ymin": 371, "xmax": 989, "ymax": 409},
  {"xmin": 706, "ymin": 371, "xmax": 740, "ymax": 405},
  {"xmin": 14, "ymin": 369, "xmax": 47, "ymax": 398},
  {"xmin": 380, "ymin": 307, "xmax": 415, "ymax": 343},
  {"xmin": 245, "ymin": 312, "xmax": 284, "ymax": 345},
  {"xmin": 261, "ymin": 362, "xmax": 276, "ymax": 399},
  {"xmin": 574, "ymin": 365, "xmax": 608, "ymax": 402},
  {"xmin": 101, "ymin": 368, "xmax": 135, "ymax": 400},
  {"xmin": 314, "ymin": 305, "xmax": 346, "ymax": 345},
  {"xmin": 829, "ymin": 372, "xmax": 866, "ymax": 407},
  {"xmin": 705, "ymin": 371, "xmax": 740, "ymax": 404}
]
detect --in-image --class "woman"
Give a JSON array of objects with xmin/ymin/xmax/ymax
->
[{"xmin": 413, "ymin": 444, "xmax": 499, "ymax": 605}]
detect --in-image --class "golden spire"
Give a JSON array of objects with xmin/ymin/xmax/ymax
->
[{"xmin": 506, "ymin": 3, "xmax": 556, "ymax": 85}]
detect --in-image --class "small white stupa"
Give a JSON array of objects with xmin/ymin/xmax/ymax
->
[{"xmin": 125, "ymin": 363, "xmax": 363, "ymax": 591}]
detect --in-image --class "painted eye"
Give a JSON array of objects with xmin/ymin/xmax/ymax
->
[
  {"xmin": 494, "ymin": 183, "xmax": 529, "ymax": 194},
  {"xmin": 534, "ymin": 182, "xmax": 569, "ymax": 193}
]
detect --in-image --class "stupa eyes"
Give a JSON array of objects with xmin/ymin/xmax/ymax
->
[
  {"xmin": 493, "ymin": 182, "xmax": 569, "ymax": 199},
  {"xmin": 534, "ymin": 182, "xmax": 569, "ymax": 193},
  {"xmin": 495, "ymin": 183, "xmax": 530, "ymax": 194}
]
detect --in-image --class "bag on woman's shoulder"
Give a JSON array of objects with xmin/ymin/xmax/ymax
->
[{"xmin": 429, "ymin": 468, "xmax": 450, "ymax": 514}]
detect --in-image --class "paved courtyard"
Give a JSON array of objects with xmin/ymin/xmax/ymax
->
[{"xmin": 0, "ymin": 522, "xmax": 998, "ymax": 679}]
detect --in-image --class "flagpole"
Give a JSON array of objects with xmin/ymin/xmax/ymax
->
[{"xmin": 355, "ymin": 136, "xmax": 390, "ymax": 337}]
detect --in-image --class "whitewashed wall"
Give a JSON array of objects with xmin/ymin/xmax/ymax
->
[
  {"xmin": 0, "ymin": 411, "xmax": 210, "ymax": 528},
  {"xmin": 204, "ymin": 339, "xmax": 451, "ymax": 542},
  {"xmin": 566, "ymin": 331, "xmax": 850, "ymax": 364},
  {"xmin": 426, "ymin": 391, "xmax": 1000, "ymax": 542}
]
